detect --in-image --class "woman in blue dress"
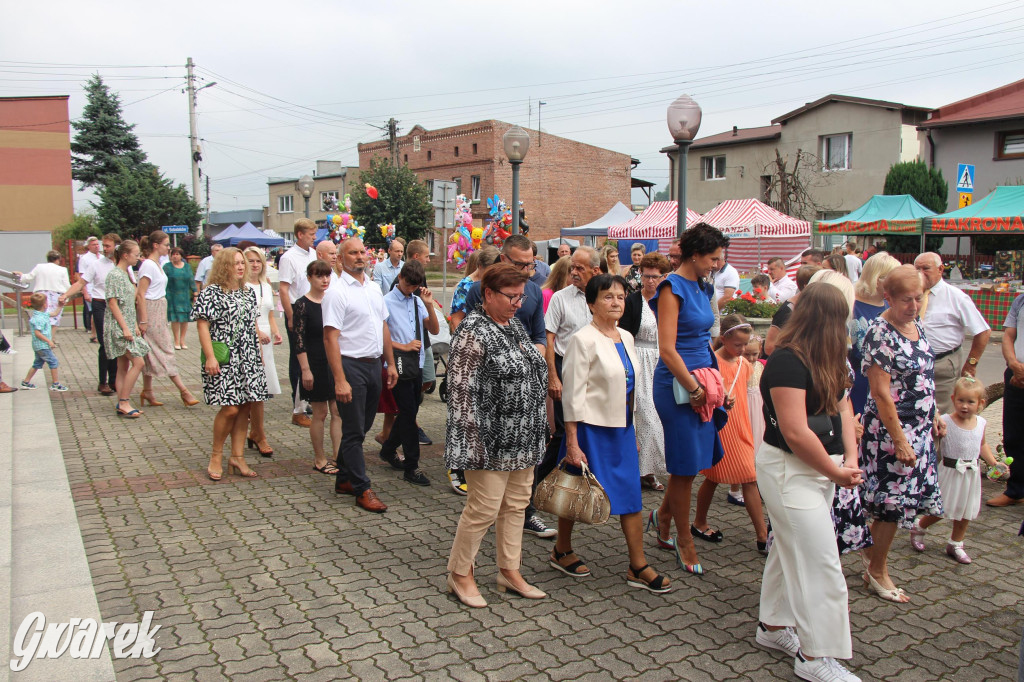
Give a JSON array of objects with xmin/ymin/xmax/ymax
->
[
  {"xmin": 649, "ymin": 223, "xmax": 731, "ymax": 575},
  {"xmin": 554, "ymin": 274, "xmax": 671, "ymax": 593}
]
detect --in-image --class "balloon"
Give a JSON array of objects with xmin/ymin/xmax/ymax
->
[
  {"xmin": 365, "ymin": 183, "xmax": 379, "ymax": 200},
  {"xmin": 340, "ymin": 213, "xmax": 350, "ymax": 226},
  {"xmin": 471, "ymin": 227, "xmax": 483, "ymax": 249},
  {"xmin": 332, "ymin": 214, "xmax": 343, "ymax": 225}
]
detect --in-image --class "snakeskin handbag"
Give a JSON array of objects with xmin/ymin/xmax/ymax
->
[{"xmin": 535, "ymin": 461, "xmax": 610, "ymax": 525}]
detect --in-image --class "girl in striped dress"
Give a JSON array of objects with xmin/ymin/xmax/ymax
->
[{"xmin": 692, "ymin": 314, "xmax": 769, "ymax": 554}]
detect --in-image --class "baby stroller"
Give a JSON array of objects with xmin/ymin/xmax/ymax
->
[{"xmin": 427, "ymin": 316, "xmax": 452, "ymax": 402}]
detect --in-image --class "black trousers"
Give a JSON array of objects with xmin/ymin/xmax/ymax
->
[
  {"xmin": 91, "ymin": 299, "xmax": 118, "ymax": 387},
  {"xmin": 527, "ymin": 353, "xmax": 564, "ymax": 517},
  {"xmin": 335, "ymin": 357, "xmax": 382, "ymax": 495},
  {"xmin": 382, "ymin": 377, "xmax": 422, "ymax": 472},
  {"xmin": 1003, "ymin": 368, "xmax": 1024, "ymax": 500},
  {"xmin": 83, "ymin": 299, "xmax": 92, "ymax": 332},
  {"xmin": 287, "ymin": 327, "xmax": 301, "ymax": 411}
]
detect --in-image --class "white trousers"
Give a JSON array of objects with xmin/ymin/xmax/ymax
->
[{"xmin": 756, "ymin": 443, "xmax": 852, "ymax": 660}]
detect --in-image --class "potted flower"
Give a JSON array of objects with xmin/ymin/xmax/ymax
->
[{"xmin": 722, "ymin": 288, "xmax": 779, "ymax": 336}]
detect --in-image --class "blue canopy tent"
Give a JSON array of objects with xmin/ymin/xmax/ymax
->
[
  {"xmin": 210, "ymin": 224, "xmax": 240, "ymax": 244},
  {"xmin": 224, "ymin": 222, "xmax": 285, "ymax": 247}
]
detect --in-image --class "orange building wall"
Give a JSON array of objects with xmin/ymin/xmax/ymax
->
[{"xmin": 0, "ymin": 96, "xmax": 74, "ymax": 231}]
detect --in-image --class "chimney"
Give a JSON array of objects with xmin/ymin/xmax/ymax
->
[{"xmin": 732, "ymin": 126, "xmax": 738, "ymax": 137}]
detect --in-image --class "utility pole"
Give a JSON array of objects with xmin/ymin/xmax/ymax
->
[
  {"xmin": 186, "ymin": 58, "xmax": 202, "ymax": 234},
  {"xmin": 205, "ymin": 175, "xmax": 211, "ymax": 225},
  {"xmin": 387, "ymin": 118, "xmax": 399, "ymax": 166},
  {"xmin": 538, "ymin": 101, "xmax": 546, "ymax": 147}
]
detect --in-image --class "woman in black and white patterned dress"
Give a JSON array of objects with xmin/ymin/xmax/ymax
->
[{"xmin": 192, "ymin": 247, "xmax": 269, "ymax": 481}]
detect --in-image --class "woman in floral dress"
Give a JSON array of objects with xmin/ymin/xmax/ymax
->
[
  {"xmin": 104, "ymin": 239, "xmax": 151, "ymax": 418},
  {"xmin": 860, "ymin": 265, "xmax": 943, "ymax": 603}
]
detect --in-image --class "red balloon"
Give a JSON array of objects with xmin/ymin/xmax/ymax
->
[{"xmin": 365, "ymin": 183, "xmax": 379, "ymax": 200}]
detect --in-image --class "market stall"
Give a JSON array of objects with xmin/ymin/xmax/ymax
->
[
  {"xmin": 558, "ymin": 202, "xmax": 637, "ymax": 248},
  {"xmin": 217, "ymin": 222, "xmax": 285, "ymax": 247},
  {"xmin": 606, "ymin": 201, "xmax": 701, "ymax": 260},
  {"xmin": 924, "ymin": 186, "xmax": 1024, "ymax": 328},
  {"xmin": 699, "ymin": 198, "xmax": 810, "ymax": 275},
  {"xmin": 814, "ymin": 194, "xmax": 933, "ymax": 237}
]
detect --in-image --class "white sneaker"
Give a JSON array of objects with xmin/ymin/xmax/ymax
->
[
  {"xmin": 795, "ymin": 652, "xmax": 861, "ymax": 682},
  {"xmin": 755, "ymin": 623, "xmax": 800, "ymax": 657}
]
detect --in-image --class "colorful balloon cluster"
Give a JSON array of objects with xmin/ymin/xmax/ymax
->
[
  {"xmin": 446, "ymin": 194, "xmax": 513, "ymax": 268},
  {"xmin": 323, "ymin": 193, "xmax": 365, "ymax": 243},
  {"xmin": 379, "ymin": 223, "xmax": 396, "ymax": 246}
]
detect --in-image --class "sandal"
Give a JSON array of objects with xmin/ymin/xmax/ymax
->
[
  {"xmin": 549, "ymin": 548, "xmax": 590, "ymax": 577},
  {"xmin": 115, "ymin": 399, "xmax": 142, "ymax": 419},
  {"xmin": 626, "ymin": 564, "xmax": 671, "ymax": 593},
  {"xmin": 691, "ymin": 524, "xmax": 724, "ymax": 543},
  {"xmin": 314, "ymin": 462, "xmax": 340, "ymax": 475},
  {"xmin": 863, "ymin": 572, "xmax": 909, "ymax": 603},
  {"xmin": 909, "ymin": 521, "xmax": 926, "ymax": 552},
  {"xmin": 641, "ymin": 475, "xmax": 665, "ymax": 491}
]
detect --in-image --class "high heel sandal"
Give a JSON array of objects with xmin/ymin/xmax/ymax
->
[
  {"xmin": 447, "ymin": 572, "xmax": 487, "ymax": 608},
  {"xmin": 139, "ymin": 391, "xmax": 163, "ymax": 407},
  {"xmin": 863, "ymin": 572, "xmax": 909, "ymax": 603},
  {"xmin": 246, "ymin": 437, "xmax": 274, "ymax": 457},
  {"xmin": 496, "ymin": 573, "xmax": 546, "ymax": 599},
  {"xmin": 115, "ymin": 399, "xmax": 142, "ymax": 419},
  {"xmin": 180, "ymin": 390, "xmax": 199, "ymax": 407},
  {"xmin": 207, "ymin": 452, "xmax": 223, "ymax": 481},
  {"xmin": 673, "ymin": 538, "xmax": 705, "ymax": 575},
  {"xmin": 646, "ymin": 510, "xmax": 676, "ymax": 550},
  {"xmin": 626, "ymin": 564, "xmax": 671, "ymax": 593},
  {"xmin": 227, "ymin": 458, "xmax": 259, "ymax": 478}
]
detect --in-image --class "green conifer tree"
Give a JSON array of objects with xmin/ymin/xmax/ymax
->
[{"xmin": 71, "ymin": 75, "xmax": 149, "ymax": 189}]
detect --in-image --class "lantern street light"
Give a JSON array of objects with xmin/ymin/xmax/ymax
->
[
  {"xmin": 297, "ymin": 175, "xmax": 315, "ymax": 219},
  {"xmin": 667, "ymin": 94, "xmax": 702, "ymax": 239},
  {"xmin": 503, "ymin": 125, "xmax": 531, "ymax": 234}
]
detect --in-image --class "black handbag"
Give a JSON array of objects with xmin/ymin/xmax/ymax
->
[
  {"xmin": 393, "ymin": 303, "xmax": 422, "ymax": 382},
  {"xmin": 765, "ymin": 403, "xmax": 837, "ymax": 451}
]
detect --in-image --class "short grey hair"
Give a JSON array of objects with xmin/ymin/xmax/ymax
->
[
  {"xmin": 575, "ymin": 245, "xmax": 600, "ymax": 268},
  {"xmin": 630, "ymin": 243, "xmax": 646, "ymax": 254},
  {"xmin": 914, "ymin": 252, "xmax": 942, "ymax": 267}
]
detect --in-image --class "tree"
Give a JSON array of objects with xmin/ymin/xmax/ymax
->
[
  {"xmin": 350, "ymin": 157, "xmax": 433, "ymax": 248},
  {"xmin": 94, "ymin": 164, "xmax": 201, "ymax": 239},
  {"xmin": 51, "ymin": 211, "xmax": 101, "ymax": 250},
  {"xmin": 882, "ymin": 160, "xmax": 948, "ymax": 252},
  {"xmin": 71, "ymin": 75, "xmax": 149, "ymax": 189},
  {"xmin": 761, "ymin": 149, "xmax": 834, "ymax": 222},
  {"xmin": 653, "ymin": 184, "xmax": 669, "ymax": 202}
]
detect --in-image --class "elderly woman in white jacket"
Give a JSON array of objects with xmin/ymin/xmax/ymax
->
[
  {"xmin": 551, "ymin": 273, "xmax": 671, "ymax": 594},
  {"xmin": 16, "ymin": 250, "xmax": 70, "ymax": 325}
]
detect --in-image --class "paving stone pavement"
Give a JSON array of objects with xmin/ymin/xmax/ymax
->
[{"xmin": 37, "ymin": 326, "xmax": 1024, "ymax": 680}]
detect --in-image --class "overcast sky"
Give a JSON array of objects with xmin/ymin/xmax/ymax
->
[{"xmin": 4, "ymin": 0, "xmax": 1024, "ymax": 217}]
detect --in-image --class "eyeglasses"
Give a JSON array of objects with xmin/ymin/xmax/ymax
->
[
  {"xmin": 505, "ymin": 256, "xmax": 534, "ymax": 271},
  {"xmin": 495, "ymin": 291, "xmax": 528, "ymax": 304},
  {"xmin": 641, "ymin": 274, "xmax": 663, "ymax": 280}
]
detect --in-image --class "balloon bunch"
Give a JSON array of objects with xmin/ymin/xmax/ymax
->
[
  {"xmin": 379, "ymin": 223, "xmax": 396, "ymax": 246},
  {"xmin": 323, "ymin": 193, "xmax": 365, "ymax": 243},
  {"xmin": 483, "ymin": 194, "xmax": 512, "ymax": 247},
  {"xmin": 447, "ymin": 194, "xmax": 475, "ymax": 268}
]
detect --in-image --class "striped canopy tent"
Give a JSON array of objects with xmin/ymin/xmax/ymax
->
[
  {"xmin": 606, "ymin": 201, "xmax": 702, "ymax": 255},
  {"xmin": 700, "ymin": 199, "xmax": 811, "ymax": 275}
]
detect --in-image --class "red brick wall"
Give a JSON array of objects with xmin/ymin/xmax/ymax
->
[{"xmin": 359, "ymin": 120, "xmax": 631, "ymax": 242}]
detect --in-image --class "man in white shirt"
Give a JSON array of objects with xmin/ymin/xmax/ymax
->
[
  {"xmin": 16, "ymin": 250, "xmax": 71, "ymax": 326},
  {"xmin": 279, "ymin": 219, "xmax": 318, "ymax": 427},
  {"xmin": 766, "ymin": 257, "xmax": 798, "ymax": 303},
  {"xmin": 78, "ymin": 236, "xmax": 101, "ymax": 340},
  {"xmin": 60, "ymin": 233, "xmax": 121, "ymax": 395},
  {"xmin": 373, "ymin": 239, "xmax": 404, "ymax": 295},
  {"xmin": 194, "ymin": 243, "xmax": 222, "ymax": 291},
  {"xmin": 915, "ymin": 252, "xmax": 991, "ymax": 415},
  {"xmin": 316, "ymin": 240, "xmax": 338, "ymax": 286},
  {"xmin": 324, "ymin": 237, "xmax": 398, "ymax": 513},
  {"xmin": 712, "ymin": 260, "xmax": 740, "ymax": 310},
  {"xmin": 844, "ymin": 242, "xmax": 862, "ymax": 283}
]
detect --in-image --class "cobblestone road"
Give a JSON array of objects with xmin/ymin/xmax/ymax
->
[{"xmin": 45, "ymin": 326, "xmax": 1024, "ymax": 681}]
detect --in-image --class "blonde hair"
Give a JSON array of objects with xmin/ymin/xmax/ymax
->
[
  {"xmin": 207, "ymin": 247, "xmax": 244, "ymax": 289},
  {"xmin": 293, "ymin": 218, "xmax": 316, "ymax": 237},
  {"xmin": 544, "ymin": 255, "xmax": 572, "ymax": 292},
  {"xmin": 855, "ymin": 251, "xmax": 900, "ymax": 299},
  {"xmin": 30, "ymin": 292, "xmax": 47, "ymax": 311},
  {"xmin": 243, "ymin": 247, "xmax": 268, "ymax": 286},
  {"xmin": 809, "ymin": 269, "xmax": 855, "ymax": 323},
  {"xmin": 952, "ymin": 376, "xmax": 986, "ymax": 406}
]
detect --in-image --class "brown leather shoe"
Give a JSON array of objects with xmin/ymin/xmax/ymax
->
[
  {"xmin": 97, "ymin": 383, "xmax": 116, "ymax": 396},
  {"xmin": 986, "ymin": 493, "xmax": 1024, "ymax": 507},
  {"xmin": 335, "ymin": 481, "xmax": 355, "ymax": 496},
  {"xmin": 356, "ymin": 489, "xmax": 387, "ymax": 513},
  {"xmin": 291, "ymin": 413, "xmax": 312, "ymax": 428}
]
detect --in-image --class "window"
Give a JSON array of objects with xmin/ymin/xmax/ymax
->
[
  {"xmin": 472, "ymin": 143, "xmax": 478, "ymax": 154},
  {"xmin": 471, "ymin": 175, "xmax": 481, "ymax": 202},
  {"xmin": 822, "ymin": 133, "xmax": 853, "ymax": 171},
  {"xmin": 453, "ymin": 177, "xmax": 462, "ymax": 195},
  {"xmin": 427, "ymin": 150, "xmax": 432, "ymax": 161},
  {"xmin": 403, "ymin": 153, "xmax": 408, "ymax": 163},
  {"xmin": 454, "ymin": 146, "xmax": 459, "ymax": 157},
  {"xmin": 997, "ymin": 130, "xmax": 1024, "ymax": 159},
  {"xmin": 413, "ymin": 136, "xmax": 421, "ymax": 152},
  {"xmin": 319, "ymin": 190, "xmax": 339, "ymax": 212},
  {"xmin": 278, "ymin": 195, "xmax": 293, "ymax": 213},
  {"xmin": 701, "ymin": 155, "xmax": 726, "ymax": 180}
]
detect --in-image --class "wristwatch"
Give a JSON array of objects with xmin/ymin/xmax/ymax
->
[{"xmin": 967, "ymin": 356, "xmax": 979, "ymax": 366}]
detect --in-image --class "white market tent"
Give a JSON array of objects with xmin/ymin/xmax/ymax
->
[
  {"xmin": 699, "ymin": 198, "xmax": 811, "ymax": 275},
  {"xmin": 606, "ymin": 201, "xmax": 702, "ymax": 254},
  {"xmin": 558, "ymin": 202, "xmax": 639, "ymax": 245}
]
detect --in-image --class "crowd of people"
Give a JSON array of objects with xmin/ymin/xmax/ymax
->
[{"xmin": 3, "ymin": 222, "xmax": 1022, "ymax": 682}]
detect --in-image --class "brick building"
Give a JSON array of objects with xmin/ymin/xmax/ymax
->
[
  {"xmin": 264, "ymin": 161, "xmax": 360, "ymax": 235},
  {"xmin": 0, "ymin": 95, "xmax": 73, "ymax": 232},
  {"xmin": 357, "ymin": 120, "xmax": 633, "ymax": 243}
]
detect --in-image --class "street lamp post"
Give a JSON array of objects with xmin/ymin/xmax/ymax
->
[
  {"xmin": 503, "ymin": 125, "xmax": 531, "ymax": 235},
  {"xmin": 297, "ymin": 175, "xmax": 315, "ymax": 219},
  {"xmin": 667, "ymin": 95, "xmax": 702, "ymax": 240}
]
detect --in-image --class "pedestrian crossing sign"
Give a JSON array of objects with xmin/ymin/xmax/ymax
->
[{"xmin": 956, "ymin": 164, "xmax": 975, "ymax": 193}]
